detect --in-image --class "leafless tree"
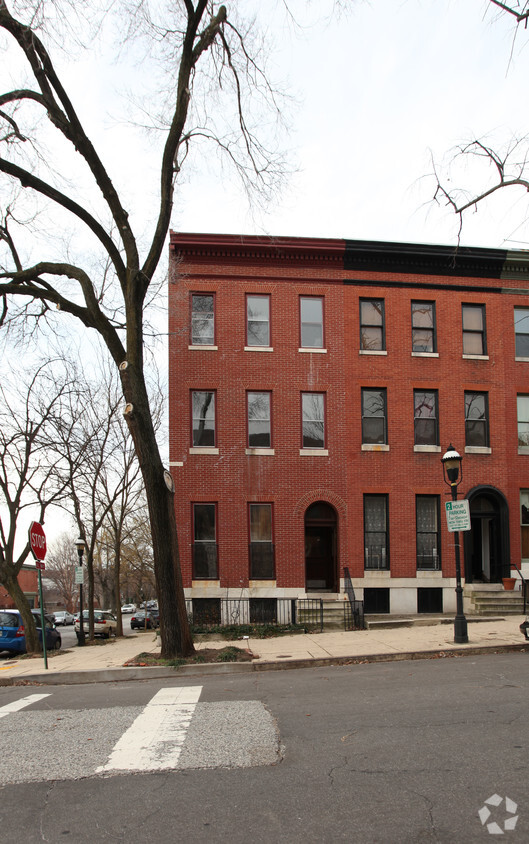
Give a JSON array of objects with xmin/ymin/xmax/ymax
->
[
  {"xmin": 0, "ymin": 1, "xmax": 291, "ymax": 657},
  {"xmin": 45, "ymin": 532, "xmax": 77, "ymax": 612}
]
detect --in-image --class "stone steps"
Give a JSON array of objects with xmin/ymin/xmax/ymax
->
[{"xmin": 466, "ymin": 588, "xmax": 525, "ymax": 616}]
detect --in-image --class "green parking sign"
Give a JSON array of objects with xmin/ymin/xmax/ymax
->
[{"xmin": 445, "ymin": 500, "xmax": 471, "ymax": 532}]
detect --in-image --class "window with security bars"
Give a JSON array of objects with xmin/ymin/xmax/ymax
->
[
  {"xmin": 462, "ymin": 304, "xmax": 486, "ymax": 355},
  {"xmin": 517, "ymin": 395, "xmax": 529, "ymax": 447},
  {"xmin": 302, "ymin": 393, "xmax": 325, "ymax": 448},
  {"xmin": 465, "ymin": 391, "xmax": 489, "ymax": 447},
  {"xmin": 362, "ymin": 388, "xmax": 387, "ymax": 444},
  {"xmin": 416, "ymin": 495, "xmax": 440, "ymax": 570},
  {"xmin": 411, "ymin": 301, "xmax": 436, "ymax": 352},
  {"xmin": 191, "ymin": 294, "xmax": 215, "ymax": 345},
  {"xmin": 364, "ymin": 495, "xmax": 389, "ymax": 570},
  {"xmin": 192, "ymin": 503, "xmax": 218, "ymax": 578},
  {"xmin": 414, "ymin": 390, "xmax": 439, "ymax": 446},
  {"xmin": 191, "ymin": 391, "xmax": 215, "ymax": 447},
  {"xmin": 247, "ymin": 392, "xmax": 271, "ymax": 448},
  {"xmin": 249, "ymin": 503, "xmax": 274, "ymax": 579},
  {"xmin": 514, "ymin": 308, "xmax": 529, "ymax": 357},
  {"xmin": 360, "ymin": 298, "xmax": 385, "ymax": 351},
  {"xmin": 300, "ymin": 296, "xmax": 324, "ymax": 348},
  {"xmin": 247, "ymin": 295, "xmax": 270, "ymax": 346},
  {"xmin": 521, "ymin": 491, "xmax": 529, "ymax": 561}
]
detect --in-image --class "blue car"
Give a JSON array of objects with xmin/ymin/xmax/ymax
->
[{"xmin": 0, "ymin": 608, "xmax": 62, "ymax": 655}]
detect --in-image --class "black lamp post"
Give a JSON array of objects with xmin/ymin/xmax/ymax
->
[
  {"xmin": 75, "ymin": 537, "xmax": 86, "ymax": 647},
  {"xmin": 441, "ymin": 445, "xmax": 469, "ymax": 644}
]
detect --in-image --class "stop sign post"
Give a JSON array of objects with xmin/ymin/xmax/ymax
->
[{"xmin": 28, "ymin": 521, "xmax": 48, "ymax": 670}]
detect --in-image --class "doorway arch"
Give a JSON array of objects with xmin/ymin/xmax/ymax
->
[
  {"xmin": 304, "ymin": 501, "xmax": 338, "ymax": 592},
  {"xmin": 463, "ymin": 486, "xmax": 510, "ymax": 583}
]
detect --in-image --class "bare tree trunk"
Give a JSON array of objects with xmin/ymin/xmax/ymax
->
[{"xmin": 4, "ymin": 572, "xmax": 40, "ymax": 653}]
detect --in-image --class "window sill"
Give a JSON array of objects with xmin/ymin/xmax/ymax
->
[
  {"xmin": 462, "ymin": 354, "xmax": 489, "ymax": 361},
  {"xmin": 299, "ymin": 448, "xmax": 329, "ymax": 456},
  {"xmin": 244, "ymin": 346, "xmax": 273, "ymax": 352},
  {"xmin": 464, "ymin": 446, "xmax": 492, "ymax": 455},
  {"xmin": 364, "ymin": 569, "xmax": 390, "ymax": 576},
  {"xmin": 188, "ymin": 344, "xmax": 218, "ymax": 351},
  {"xmin": 191, "ymin": 580, "xmax": 220, "ymax": 587},
  {"xmin": 515, "ymin": 357, "xmax": 529, "ymax": 362},
  {"xmin": 298, "ymin": 347, "xmax": 327, "ymax": 353},
  {"xmin": 189, "ymin": 447, "xmax": 219, "ymax": 455},
  {"xmin": 248, "ymin": 580, "xmax": 277, "ymax": 586},
  {"xmin": 412, "ymin": 351, "xmax": 439, "ymax": 358},
  {"xmin": 414, "ymin": 445, "xmax": 441, "ymax": 453},
  {"xmin": 518, "ymin": 447, "xmax": 529, "ymax": 455},
  {"xmin": 168, "ymin": 461, "xmax": 184, "ymax": 467},
  {"xmin": 246, "ymin": 448, "xmax": 275, "ymax": 456},
  {"xmin": 361, "ymin": 443, "xmax": 389, "ymax": 452},
  {"xmin": 359, "ymin": 349, "xmax": 387, "ymax": 356}
]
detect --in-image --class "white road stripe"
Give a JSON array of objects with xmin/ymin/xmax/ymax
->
[
  {"xmin": 97, "ymin": 685, "xmax": 202, "ymax": 773},
  {"xmin": 0, "ymin": 693, "xmax": 51, "ymax": 718}
]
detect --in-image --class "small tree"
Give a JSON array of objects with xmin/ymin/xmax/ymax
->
[{"xmin": 45, "ymin": 532, "xmax": 77, "ymax": 612}]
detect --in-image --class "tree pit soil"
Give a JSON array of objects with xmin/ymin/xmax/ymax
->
[{"xmin": 124, "ymin": 646, "xmax": 257, "ymax": 667}]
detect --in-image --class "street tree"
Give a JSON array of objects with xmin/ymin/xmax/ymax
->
[
  {"xmin": 0, "ymin": 1, "xmax": 291, "ymax": 657},
  {"xmin": 45, "ymin": 532, "xmax": 77, "ymax": 612}
]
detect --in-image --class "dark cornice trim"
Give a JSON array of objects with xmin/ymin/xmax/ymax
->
[{"xmin": 344, "ymin": 239, "xmax": 508, "ymax": 278}]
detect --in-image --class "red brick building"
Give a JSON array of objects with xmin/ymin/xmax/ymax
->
[{"xmin": 168, "ymin": 232, "xmax": 529, "ymax": 616}]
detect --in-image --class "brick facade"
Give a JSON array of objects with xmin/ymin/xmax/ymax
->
[{"xmin": 169, "ymin": 233, "xmax": 529, "ymax": 614}]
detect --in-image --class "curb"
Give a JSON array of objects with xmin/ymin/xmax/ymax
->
[{"xmin": 1, "ymin": 642, "xmax": 527, "ymax": 686}]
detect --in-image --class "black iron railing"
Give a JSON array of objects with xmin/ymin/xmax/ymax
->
[
  {"xmin": 511, "ymin": 560, "xmax": 527, "ymax": 614},
  {"xmin": 344, "ymin": 566, "xmax": 365, "ymax": 629}
]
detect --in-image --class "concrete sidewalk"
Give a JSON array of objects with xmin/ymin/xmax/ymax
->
[{"xmin": 0, "ymin": 615, "xmax": 527, "ymax": 686}]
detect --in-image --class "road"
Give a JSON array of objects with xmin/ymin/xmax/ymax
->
[{"xmin": 0, "ymin": 653, "xmax": 527, "ymax": 843}]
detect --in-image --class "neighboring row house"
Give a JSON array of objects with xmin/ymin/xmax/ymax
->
[{"xmin": 168, "ymin": 232, "xmax": 529, "ymax": 618}]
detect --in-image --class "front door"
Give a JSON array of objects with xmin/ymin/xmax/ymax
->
[
  {"xmin": 305, "ymin": 502, "xmax": 337, "ymax": 591},
  {"xmin": 464, "ymin": 489, "xmax": 509, "ymax": 583}
]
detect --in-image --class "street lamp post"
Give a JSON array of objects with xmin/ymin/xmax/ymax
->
[
  {"xmin": 75, "ymin": 537, "xmax": 86, "ymax": 647},
  {"xmin": 441, "ymin": 445, "xmax": 469, "ymax": 644}
]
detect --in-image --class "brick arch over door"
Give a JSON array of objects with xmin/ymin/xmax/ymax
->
[{"xmin": 304, "ymin": 500, "xmax": 340, "ymax": 593}]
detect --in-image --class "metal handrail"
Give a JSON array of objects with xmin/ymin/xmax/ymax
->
[{"xmin": 511, "ymin": 560, "xmax": 527, "ymax": 614}]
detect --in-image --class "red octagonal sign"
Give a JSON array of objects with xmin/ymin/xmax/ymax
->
[{"xmin": 29, "ymin": 521, "xmax": 47, "ymax": 562}]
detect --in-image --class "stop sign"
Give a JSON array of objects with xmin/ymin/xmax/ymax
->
[{"xmin": 29, "ymin": 521, "xmax": 47, "ymax": 562}]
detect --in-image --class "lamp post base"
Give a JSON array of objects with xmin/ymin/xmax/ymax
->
[{"xmin": 454, "ymin": 615, "xmax": 468, "ymax": 645}]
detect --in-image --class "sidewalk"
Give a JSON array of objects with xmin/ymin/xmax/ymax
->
[{"xmin": 0, "ymin": 615, "xmax": 527, "ymax": 686}]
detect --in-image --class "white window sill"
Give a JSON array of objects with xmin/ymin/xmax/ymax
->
[
  {"xmin": 188, "ymin": 344, "xmax": 218, "ymax": 351},
  {"xmin": 245, "ymin": 448, "xmax": 275, "ymax": 456},
  {"xmin": 244, "ymin": 346, "xmax": 273, "ymax": 352},
  {"xmin": 299, "ymin": 448, "xmax": 329, "ymax": 456},
  {"xmin": 412, "ymin": 351, "xmax": 439, "ymax": 358},
  {"xmin": 298, "ymin": 347, "xmax": 327, "ymax": 353},
  {"xmin": 518, "ymin": 447, "xmax": 529, "ymax": 455},
  {"xmin": 462, "ymin": 354, "xmax": 489, "ymax": 361},
  {"xmin": 361, "ymin": 443, "xmax": 389, "ymax": 452},
  {"xmin": 359, "ymin": 349, "xmax": 387, "ymax": 356},
  {"xmin": 168, "ymin": 461, "xmax": 184, "ymax": 467},
  {"xmin": 414, "ymin": 445, "xmax": 441, "ymax": 453},
  {"xmin": 189, "ymin": 447, "xmax": 219, "ymax": 455},
  {"xmin": 515, "ymin": 357, "xmax": 529, "ymax": 362},
  {"xmin": 464, "ymin": 446, "xmax": 492, "ymax": 455}
]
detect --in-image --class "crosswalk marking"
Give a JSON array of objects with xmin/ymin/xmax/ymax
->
[
  {"xmin": 0, "ymin": 693, "xmax": 51, "ymax": 718},
  {"xmin": 96, "ymin": 685, "xmax": 203, "ymax": 773}
]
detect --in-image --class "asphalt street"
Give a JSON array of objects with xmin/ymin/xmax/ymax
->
[{"xmin": 0, "ymin": 652, "xmax": 528, "ymax": 843}]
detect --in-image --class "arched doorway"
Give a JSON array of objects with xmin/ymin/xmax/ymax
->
[
  {"xmin": 463, "ymin": 486, "xmax": 510, "ymax": 583},
  {"xmin": 305, "ymin": 502, "xmax": 338, "ymax": 592}
]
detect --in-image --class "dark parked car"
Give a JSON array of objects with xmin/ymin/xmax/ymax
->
[
  {"xmin": 130, "ymin": 611, "xmax": 159, "ymax": 630},
  {"xmin": 0, "ymin": 609, "xmax": 62, "ymax": 655}
]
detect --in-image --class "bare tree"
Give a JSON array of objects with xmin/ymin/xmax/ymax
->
[
  {"xmin": 0, "ymin": 361, "xmax": 74, "ymax": 653},
  {"xmin": 45, "ymin": 532, "xmax": 77, "ymax": 612},
  {"xmin": 0, "ymin": 1, "xmax": 290, "ymax": 657}
]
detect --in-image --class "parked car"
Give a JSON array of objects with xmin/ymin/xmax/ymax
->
[
  {"xmin": 0, "ymin": 609, "xmax": 62, "ymax": 655},
  {"xmin": 130, "ymin": 610, "xmax": 159, "ymax": 630},
  {"xmin": 74, "ymin": 610, "xmax": 118, "ymax": 640},
  {"xmin": 121, "ymin": 603, "xmax": 136, "ymax": 614},
  {"xmin": 53, "ymin": 611, "xmax": 75, "ymax": 626}
]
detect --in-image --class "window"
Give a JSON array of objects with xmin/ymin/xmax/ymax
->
[
  {"xmin": 462, "ymin": 304, "xmax": 486, "ymax": 355},
  {"xmin": 300, "ymin": 296, "xmax": 324, "ymax": 348},
  {"xmin": 192, "ymin": 598, "xmax": 221, "ymax": 626},
  {"xmin": 363, "ymin": 588, "xmax": 390, "ymax": 614},
  {"xmin": 362, "ymin": 388, "xmax": 387, "ymax": 444},
  {"xmin": 518, "ymin": 395, "xmax": 529, "ymax": 448},
  {"xmin": 247, "ymin": 295, "xmax": 270, "ymax": 346},
  {"xmin": 465, "ymin": 392, "xmax": 489, "ymax": 447},
  {"xmin": 414, "ymin": 390, "xmax": 439, "ymax": 446},
  {"xmin": 191, "ymin": 294, "xmax": 215, "ymax": 345},
  {"xmin": 521, "ymin": 491, "xmax": 529, "ymax": 560},
  {"xmin": 302, "ymin": 393, "xmax": 325, "ymax": 448},
  {"xmin": 249, "ymin": 503, "xmax": 274, "ymax": 579},
  {"xmin": 417, "ymin": 588, "xmax": 443, "ymax": 613},
  {"xmin": 191, "ymin": 391, "xmax": 216, "ymax": 447},
  {"xmin": 364, "ymin": 495, "xmax": 389, "ymax": 570},
  {"xmin": 247, "ymin": 392, "xmax": 271, "ymax": 448},
  {"xmin": 249, "ymin": 598, "xmax": 277, "ymax": 623},
  {"xmin": 192, "ymin": 504, "xmax": 218, "ymax": 578},
  {"xmin": 360, "ymin": 298, "xmax": 385, "ymax": 351},
  {"xmin": 416, "ymin": 496, "xmax": 440, "ymax": 570},
  {"xmin": 515, "ymin": 308, "xmax": 529, "ymax": 357},
  {"xmin": 411, "ymin": 301, "xmax": 436, "ymax": 353}
]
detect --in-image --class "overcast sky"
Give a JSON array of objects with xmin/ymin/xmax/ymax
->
[{"xmin": 171, "ymin": 0, "xmax": 529, "ymax": 249}]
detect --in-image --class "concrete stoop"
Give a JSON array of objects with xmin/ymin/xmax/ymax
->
[
  {"xmin": 298, "ymin": 596, "xmax": 349, "ymax": 630},
  {"xmin": 465, "ymin": 586, "xmax": 525, "ymax": 616}
]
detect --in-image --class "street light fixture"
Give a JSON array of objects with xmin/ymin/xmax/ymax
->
[
  {"xmin": 441, "ymin": 445, "xmax": 469, "ymax": 644},
  {"xmin": 75, "ymin": 537, "xmax": 86, "ymax": 647}
]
